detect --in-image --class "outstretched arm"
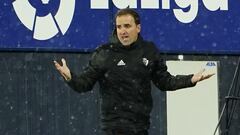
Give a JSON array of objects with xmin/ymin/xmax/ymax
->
[
  {"xmin": 53, "ymin": 58, "xmax": 101, "ymax": 93},
  {"xmin": 152, "ymin": 63, "xmax": 215, "ymax": 91},
  {"xmin": 53, "ymin": 48, "xmax": 106, "ymax": 93}
]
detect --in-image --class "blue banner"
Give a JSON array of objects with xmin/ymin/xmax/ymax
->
[{"xmin": 0, "ymin": 0, "xmax": 239, "ymax": 54}]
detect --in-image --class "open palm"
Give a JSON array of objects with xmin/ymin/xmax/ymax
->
[
  {"xmin": 191, "ymin": 69, "xmax": 215, "ymax": 84},
  {"xmin": 54, "ymin": 58, "xmax": 71, "ymax": 81}
]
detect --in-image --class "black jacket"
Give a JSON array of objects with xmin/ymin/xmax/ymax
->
[{"xmin": 67, "ymin": 36, "xmax": 195, "ymax": 132}]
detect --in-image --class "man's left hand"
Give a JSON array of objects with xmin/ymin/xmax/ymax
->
[{"xmin": 191, "ymin": 69, "xmax": 215, "ymax": 84}]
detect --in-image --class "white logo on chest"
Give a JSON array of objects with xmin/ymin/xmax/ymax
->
[{"xmin": 142, "ymin": 58, "xmax": 149, "ymax": 66}]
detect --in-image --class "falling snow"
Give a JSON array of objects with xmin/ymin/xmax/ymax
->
[{"xmin": 0, "ymin": 1, "xmax": 240, "ymax": 135}]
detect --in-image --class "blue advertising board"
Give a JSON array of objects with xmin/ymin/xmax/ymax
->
[{"xmin": 0, "ymin": 0, "xmax": 239, "ymax": 54}]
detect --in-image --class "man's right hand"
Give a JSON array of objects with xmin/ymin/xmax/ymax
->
[{"xmin": 54, "ymin": 58, "xmax": 72, "ymax": 81}]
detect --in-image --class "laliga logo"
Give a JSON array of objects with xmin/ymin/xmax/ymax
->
[
  {"xmin": 12, "ymin": 0, "xmax": 75, "ymax": 40},
  {"xmin": 91, "ymin": 0, "xmax": 228, "ymax": 23}
]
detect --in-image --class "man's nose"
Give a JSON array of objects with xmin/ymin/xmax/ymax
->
[{"xmin": 120, "ymin": 29, "xmax": 127, "ymax": 35}]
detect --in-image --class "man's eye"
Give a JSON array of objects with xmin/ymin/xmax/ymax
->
[{"xmin": 124, "ymin": 24, "xmax": 131, "ymax": 28}]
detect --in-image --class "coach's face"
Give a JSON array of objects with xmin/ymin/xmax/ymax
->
[{"xmin": 116, "ymin": 14, "xmax": 141, "ymax": 46}]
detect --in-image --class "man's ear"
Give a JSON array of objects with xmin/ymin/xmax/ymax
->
[{"xmin": 137, "ymin": 24, "xmax": 141, "ymax": 33}]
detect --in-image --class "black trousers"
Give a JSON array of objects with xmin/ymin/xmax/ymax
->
[{"xmin": 103, "ymin": 129, "xmax": 148, "ymax": 135}]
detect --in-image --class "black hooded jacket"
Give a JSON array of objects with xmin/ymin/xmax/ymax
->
[{"xmin": 67, "ymin": 35, "xmax": 195, "ymax": 132}]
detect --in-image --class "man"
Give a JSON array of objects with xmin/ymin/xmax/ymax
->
[{"xmin": 54, "ymin": 8, "xmax": 214, "ymax": 135}]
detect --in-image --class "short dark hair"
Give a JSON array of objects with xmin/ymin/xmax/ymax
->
[{"xmin": 115, "ymin": 8, "xmax": 140, "ymax": 25}]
